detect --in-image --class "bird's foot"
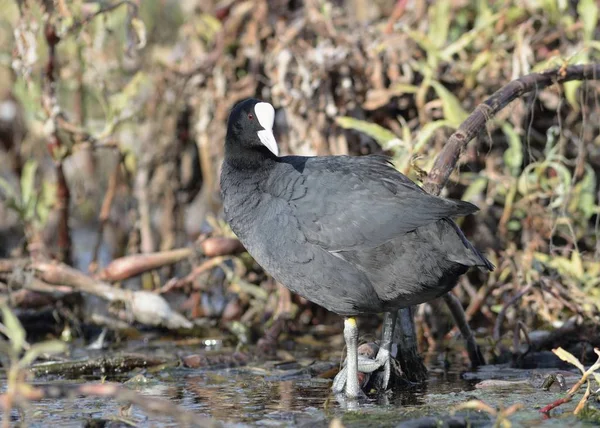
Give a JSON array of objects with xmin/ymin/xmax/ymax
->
[{"xmin": 332, "ymin": 345, "xmax": 391, "ymax": 396}]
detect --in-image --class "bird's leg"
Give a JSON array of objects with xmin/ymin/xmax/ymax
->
[
  {"xmin": 344, "ymin": 317, "xmax": 361, "ymax": 398},
  {"xmin": 332, "ymin": 312, "xmax": 398, "ymax": 395},
  {"xmin": 332, "ymin": 317, "xmax": 362, "ymax": 398},
  {"xmin": 369, "ymin": 310, "xmax": 397, "ymax": 391}
]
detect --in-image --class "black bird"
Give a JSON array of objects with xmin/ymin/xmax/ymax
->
[{"xmin": 220, "ymin": 98, "xmax": 494, "ymax": 398}]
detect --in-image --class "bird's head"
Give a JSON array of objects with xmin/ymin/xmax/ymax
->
[{"xmin": 226, "ymin": 98, "xmax": 278, "ymax": 158}]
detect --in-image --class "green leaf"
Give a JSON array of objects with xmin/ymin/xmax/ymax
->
[
  {"xmin": 13, "ymin": 79, "xmax": 42, "ymax": 123},
  {"xmin": 428, "ymin": 0, "xmax": 451, "ymax": 49},
  {"xmin": 0, "ymin": 337, "xmax": 12, "ymax": 356},
  {"xmin": 18, "ymin": 340, "xmax": 67, "ymax": 369},
  {"xmin": 540, "ymin": 0, "xmax": 560, "ymax": 22},
  {"xmin": 462, "ymin": 176, "xmax": 489, "ymax": 202},
  {"xmin": 536, "ymin": 253, "xmax": 586, "ymax": 280},
  {"xmin": 545, "ymin": 161, "xmax": 573, "ymax": 208},
  {"xmin": 576, "ymin": 165, "xmax": 597, "ymax": 220},
  {"xmin": 109, "ymin": 71, "xmax": 151, "ymax": 118},
  {"xmin": 123, "ymin": 150, "xmax": 137, "ymax": 175},
  {"xmin": 578, "ymin": 0, "xmax": 599, "ymax": 41},
  {"xmin": 0, "ymin": 176, "xmax": 16, "ymax": 201},
  {"xmin": 441, "ymin": 13, "xmax": 499, "ymax": 60},
  {"xmin": 490, "ymin": 304, "xmax": 503, "ymax": 314},
  {"xmin": 531, "ymin": 56, "xmax": 563, "ymax": 73},
  {"xmin": 476, "ymin": 0, "xmax": 492, "ymax": 23},
  {"xmin": 398, "ymin": 116, "xmax": 411, "ymax": 147},
  {"xmin": 471, "ymin": 51, "xmax": 491, "ymax": 73},
  {"xmin": 589, "ymin": 40, "xmax": 600, "ymax": 51},
  {"xmin": 568, "ymin": 250, "xmax": 584, "ymax": 279},
  {"xmin": 404, "ymin": 28, "xmax": 439, "ymax": 60},
  {"xmin": 20, "ymin": 160, "xmax": 38, "ymax": 220},
  {"xmin": 507, "ymin": 220, "xmax": 522, "ymax": 231},
  {"xmin": 543, "ymin": 126, "xmax": 561, "ymax": 156},
  {"xmin": 505, "ymin": 6, "xmax": 526, "ymax": 23},
  {"xmin": 553, "ymin": 347, "xmax": 585, "ymax": 373},
  {"xmin": 131, "ymin": 17, "xmax": 147, "ymax": 49},
  {"xmin": 197, "ymin": 13, "xmax": 222, "ymax": 43},
  {"xmin": 335, "ymin": 117, "xmax": 399, "ymax": 147},
  {"xmin": 502, "ymin": 123, "xmax": 523, "ymax": 176},
  {"xmin": 413, "ymin": 120, "xmax": 452, "ymax": 152},
  {"xmin": 430, "ymin": 81, "xmax": 469, "ymax": 127},
  {"xmin": 389, "ymin": 83, "xmax": 419, "ymax": 94},
  {"xmin": 564, "ymin": 81, "xmax": 582, "ymax": 110},
  {"xmin": 36, "ymin": 181, "xmax": 55, "ymax": 226},
  {"xmin": 1, "ymin": 305, "xmax": 26, "ymax": 354}
]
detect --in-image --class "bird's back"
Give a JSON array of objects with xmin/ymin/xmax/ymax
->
[{"xmin": 221, "ymin": 154, "xmax": 492, "ymax": 316}]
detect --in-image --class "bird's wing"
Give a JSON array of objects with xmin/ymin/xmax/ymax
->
[{"xmin": 279, "ymin": 155, "xmax": 479, "ymax": 252}]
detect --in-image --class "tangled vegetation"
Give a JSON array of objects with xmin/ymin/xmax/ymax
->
[{"xmin": 0, "ymin": 0, "xmax": 599, "ymax": 425}]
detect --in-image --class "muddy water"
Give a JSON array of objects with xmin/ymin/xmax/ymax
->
[{"xmin": 2, "ymin": 338, "xmax": 594, "ymax": 428}]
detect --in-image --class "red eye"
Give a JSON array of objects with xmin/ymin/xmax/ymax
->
[{"xmin": 248, "ymin": 113, "xmax": 254, "ymax": 120}]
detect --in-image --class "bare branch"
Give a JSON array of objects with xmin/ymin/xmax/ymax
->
[{"xmin": 424, "ymin": 63, "xmax": 600, "ymax": 196}]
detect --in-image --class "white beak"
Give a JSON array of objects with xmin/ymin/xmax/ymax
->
[
  {"xmin": 257, "ymin": 129, "xmax": 279, "ymax": 157},
  {"xmin": 255, "ymin": 102, "xmax": 278, "ymax": 157}
]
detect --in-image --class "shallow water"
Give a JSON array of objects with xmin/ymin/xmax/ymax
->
[{"xmin": 2, "ymin": 337, "xmax": 595, "ymax": 428}]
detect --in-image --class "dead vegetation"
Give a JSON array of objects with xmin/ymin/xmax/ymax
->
[{"xmin": 0, "ymin": 0, "xmax": 599, "ymax": 425}]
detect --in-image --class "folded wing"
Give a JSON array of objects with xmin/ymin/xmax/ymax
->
[{"xmin": 287, "ymin": 155, "xmax": 479, "ymax": 253}]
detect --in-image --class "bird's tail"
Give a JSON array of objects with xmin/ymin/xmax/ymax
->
[{"xmin": 445, "ymin": 218, "xmax": 495, "ymax": 271}]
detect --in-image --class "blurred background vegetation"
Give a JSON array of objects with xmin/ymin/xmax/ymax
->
[{"xmin": 0, "ymin": 0, "xmax": 599, "ymax": 375}]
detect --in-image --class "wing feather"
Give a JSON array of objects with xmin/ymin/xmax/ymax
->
[{"xmin": 278, "ymin": 155, "xmax": 479, "ymax": 252}]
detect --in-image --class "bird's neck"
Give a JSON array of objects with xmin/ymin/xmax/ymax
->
[{"xmin": 224, "ymin": 137, "xmax": 278, "ymax": 171}]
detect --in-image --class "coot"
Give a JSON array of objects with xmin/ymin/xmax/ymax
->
[{"xmin": 220, "ymin": 98, "xmax": 493, "ymax": 398}]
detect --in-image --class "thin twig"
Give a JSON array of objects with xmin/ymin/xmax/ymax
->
[
  {"xmin": 90, "ymin": 158, "xmax": 123, "ymax": 274},
  {"xmin": 384, "ymin": 0, "xmax": 408, "ymax": 34},
  {"xmin": 493, "ymin": 283, "xmax": 534, "ymax": 342},
  {"xmin": 64, "ymin": 1, "xmax": 138, "ymax": 35},
  {"xmin": 158, "ymin": 256, "xmax": 227, "ymax": 294},
  {"xmin": 443, "ymin": 293, "xmax": 485, "ymax": 367},
  {"xmin": 42, "ymin": 21, "xmax": 72, "ymax": 265}
]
